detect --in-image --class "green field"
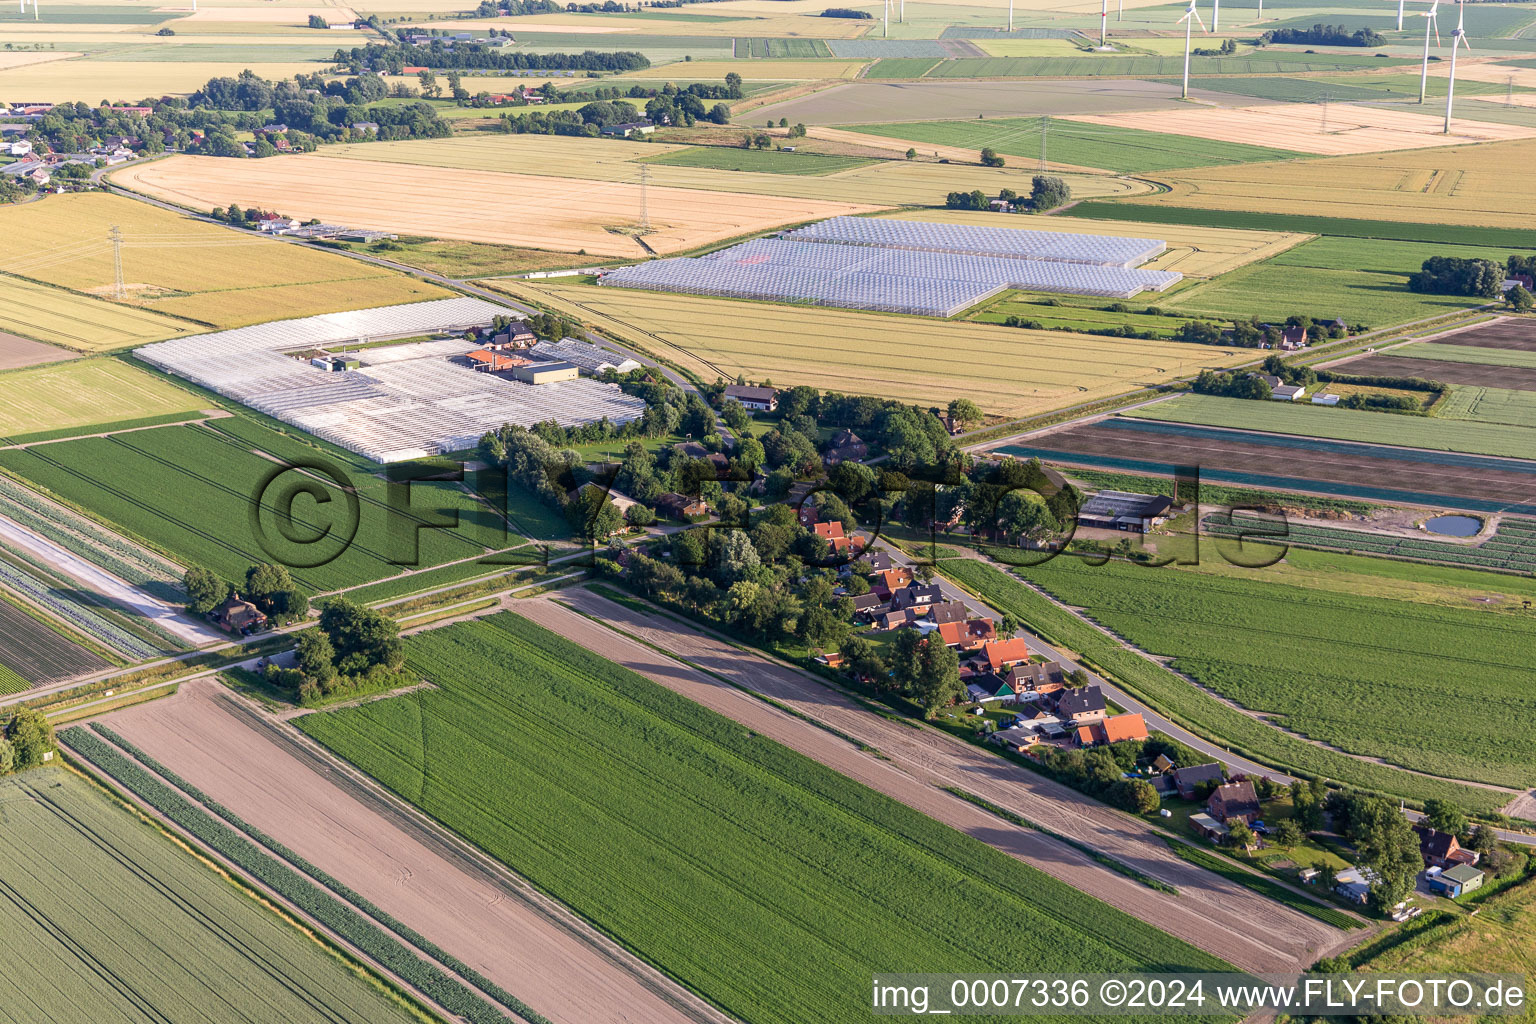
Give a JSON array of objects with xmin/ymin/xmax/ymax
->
[
  {"xmin": 1066, "ymin": 202, "xmax": 1536, "ymax": 248},
  {"xmin": 1392, "ymin": 342, "xmax": 1536, "ymax": 369},
  {"xmin": 1203, "ymin": 513, "xmax": 1536, "ymax": 576},
  {"xmin": 1268, "ymin": 235, "xmax": 1534, "ymax": 273},
  {"xmin": 1437, "ymin": 384, "xmax": 1536, "ymax": 426},
  {"xmin": 844, "ymin": 116, "xmax": 1303, "ymax": 172},
  {"xmin": 998, "ymin": 555, "xmax": 1536, "ymax": 790},
  {"xmin": 865, "ymin": 57, "xmax": 943, "ymax": 77},
  {"xmin": 1163, "ymin": 262, "xmax": 1483, "ymax": 329},
  {"xmin": 639, "ymin": 145, "xmax": 874, "ymax": 174},
  {"xmin": 970, "ymin": 294, "xmax": 1181, "ymax": 337},
  {"xmin": 938, "ymin": 557, "xmax": 1516, "ymax": 813},
  {"xmin": 1123, "ymin": 394, "xmax": 1536, "ymax": 459},
  {"xmin": 0, "ymin": 769, "xmax": 423, "ymax": 1024},
  {"xmin": 916, "ymin": 53, "xmax": 1408, "ymax": 78},
  {"xmin": 298, "ymin": 612, "xmax": 1229, "ymax": 1024},
  {"xmin": 734, "ymin": 37, "xmax": 835, "ymax": 57},
  {"xmin": 0, "ymin": 417, "xmax": 539, "ymax": 595}
]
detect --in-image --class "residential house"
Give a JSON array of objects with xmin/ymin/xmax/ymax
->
[
  {"xmin": 862, "ymin": 549, "xmax": 895, "ymax": 573},
  {"xmin": 1255, "ymin": 373, "xmax": 1304, "ymax": 400},
  {"xmin": 353, "ymin": 121, "xmax": 380, "ymax": 134},
  {"xmin": 490, "ymin": 321, "xmax": 535, "ymax": 348},
  {"xmin": 2, "ymin": 139, "xmax": 31, "ymax": 157},
  {"xmin": 888, "ymin": 583, "xmax": 942, "ymax": 614},
  {"xmin": 926, "ymin": 600, "xmax": 969, "ymax": 626},
  {"xmin": 1426, "ymin": 864, "xmax": 1485, "ymax": 898},
  {"xmin": 966, "ymin": 676, "xmax": 1017, "ymax": 704},
  {"xmin": 937, "ymin": 618, "xmax": 995, "ymax": 651},
  {"xmin": 814, "ymin": 520, "xmax": 854, "ymax": 554},
  {"xmin": 654, "ymin": 492, "xmax": 707, "ymax": 520},
  {"xmin": 108, "ymin": 106, "xmax": 152, "ymax": 117},
  {"xmin": 255, "ymin": 216, "xmax": 301, "ymax": 233},
  {"xmin": 1278, "ymin": 325, "xmax": 1308, "ymax": 350},
  {"xmin": 674, "ymin": 440, "xmax": 729, "ymax": 471},
  {"xmin": 980, "ymin": 638, "xmax": 1032, "ymax": 673},
  {"xmin": 210, "ymin": 593, "xmax": 267, "ymax": 634},
  {"xmin": 1414, "ymin": 825, "xmax": 1479, "ymax": 869},
  {"xmin": 1207, "ymin": 780, "xmax": 1261, "ymax": 824},
  {"xmin": 722, "ymin": 384, "xmax": 777, "ymax": 412},
  {"xmin": 1172, "ymin": 762, "xmax": 1225, "ymax": 799},
  {"xmin": 566, "ymin": 481, "xmax": 639, "ymax": 515},
  {"xmin": 990, "ymin": 724, "xmax": 1039, "ymax": 753},
  {"xmin": 873, "ymin": 607, "xmax": 916, "ymax": 631},
  {"xmin": 1056, "ymin": 685, "xmax": 1106, "ymax": 723},
  {"xmin": 849, "ymin": 592, "xmax": 886, "ymax": 621},
  {"xmin": 823, "ymin": 429, "xmax": 868, "ymax": 465},
  {"xmin": 871, "ymin": 567, "xmax": 913, "ymax": 596},
  {"xmin": 1077, "ymin": 712, "xmax": 1148, "ymax": 747},
  {"xmin": 1006, "ymin": 661, "xmax": 1063, "ymax": 700},
  {"xmin": 465, "ymin": 348, "xmax": 532, "ymax": 374}
]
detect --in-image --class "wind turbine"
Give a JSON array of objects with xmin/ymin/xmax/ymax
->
[
  {"xmin": 1417, "ymin": 0, "xmax": 1440, "ymax": 104},
  {"xmin": 1443, "ymin": 0, "xmax": 1471, "ymax": 133},
  {"xmin": 1212, "ymin": 0, "xmax": 1219, "ymax": 32},
  {"xmin": 1100, "ymin": 0, "xmax": 1108, "ymax": 46},
  {"xmin": 1007, "ymin": 0, "xmax": 1013, "ymax": 33},
  {"xmin": 1397, "ymin": 0, "xmax": 1404, "ymax": 31},
  {"xmin": 1178, "ymin": 0, "xmax": 1208, "ymax": 100}
]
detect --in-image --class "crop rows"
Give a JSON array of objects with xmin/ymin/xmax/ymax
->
[
  {"xmin": 0, "ymin": 596, "xmax": 107, "ymax": 689},
  {"xmin": 299, "ymin": 613, "xmax": 1226, "ymax": 1024},
  {"xmin": 1204, "ymin": 515, "xmax": 1536, "ymax": 574},
  {"xmin": 1000, "ymin": 556, "xmax": 1536, "ymax": 789},
  {"xmin": 60, "ymin": 727, "xmax": 525, "ymax": 1024},
  {"xmin": 0, "ymin": 771, "xmax": 422, "ymax": 1024},
  {"xmin": 1436, "ymin": 385, "xmax": 1536, "ymax": 428},
  {"xmin": 0, "ymin": 474, "xmax": 184, "ymax": 598},
  {"xmin": 86, "ymin": 723, "xmax": 554, "ymax": 1024},
  {"xmin": 0, "ymin": 555, "xmax": 157, "ymax": 660},
  {"xmin": 938, "ymin": 558, "xmax": 1510, "ymax": 813}
]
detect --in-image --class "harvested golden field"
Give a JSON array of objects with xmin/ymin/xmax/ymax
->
[
  {"xmin": 0, "ymin": 193, "xmax": 448, "ymax": 329},
  {"xmin": 0, "ymin": 51, "xmax": 82, "ymax": 70},
  {"xmin": 0, "ymin": 60, "xmax": 324, "ymax": 101},
  {"xmin": 111, "ymin": 153, "xmax": 882, "ymax": 257},
  {"xmin": 621, "ymin": 60, "xmax": 868, "ymax": 80},
  {"xmin": 882, "ymin": 209, "xmax": 1310, "ymax": 277},
  {"xmin": 492, "ymin": 279, "xmax": 1248, "ymax": 416},
  {"xmin": 0, "ymin": 275, "xmax": 193, "ymax": 351},
  {"xmin": 177, "ymin": 5, "xmax": 358, "ymax": 21},
  {"xmin": 0, "ymin": 359, "xmax": 205, "ymax": 438},
  {"xmin": 1064, "ymin": 102, "xmax": 1536, "ymax": 155},
  {"xmin": 319, "ymin": 133, "xmax": 1142, "ymax": 205},
  {"xmin": 1429, "ymin": 61, "xmax": 1536, "ymax": 90},
  {"xmin": 1123, "ymin": 137, "xmax": 1536, "ymax": 228}
]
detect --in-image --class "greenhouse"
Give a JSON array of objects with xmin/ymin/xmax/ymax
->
[{"xmin": 782, "ymin": 216, "xmax": 1167, "ymax": 267}]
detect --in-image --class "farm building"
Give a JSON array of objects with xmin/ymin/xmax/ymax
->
[
  {"xmin": 597, "ymin": 216, "xmax": 1181, "ymax": 316},
  {"xmin": 530, "ymin": 338, "xmax": 641, "ymax": 375},
  {"xmin": 512, "ymin": 362, "xmax": 580, "ymax": 385},
  {"xmin": 1426, "ymin": 864, "xmax": 1485, "ymax": 898},
  {"xmin": 134, "ymin": 299, "xmax": 645, "ymax": 463},
  {"xmin": 1077, "ymin": 490, "xmax": 1174, "ymax": 533}
]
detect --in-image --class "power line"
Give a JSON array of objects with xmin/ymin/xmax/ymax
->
[{"xmin": 109, "ymin": 225, "xmax": 125, "ymax": 300}]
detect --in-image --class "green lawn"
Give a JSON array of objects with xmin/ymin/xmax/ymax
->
[
  {"xmin": 1392, "ymin": 342, "xmax": 1536, "ymax": 369},
  {"xmin": 640, "ymin": 145, "xmax": 874, "ymax": 175},
  {"xmin": 937, "ymin": 557, "xmax": 1514, "ymax": 813},
  {"xmin": 843, "ymin": 117, "xmax": 1304, "ymax": 172},
  {"xmin": 0, "ymin": 769, "xmax": 423, "ymax": 1024},
  {"xmin": 297, "ymin": 612, "xmax": 1229, "ymax": 1024},
  {"xmin": 1123, "ymin": 394, "xmax": 1536, "ymax": 459}
]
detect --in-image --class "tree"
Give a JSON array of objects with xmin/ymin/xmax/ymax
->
[
  {"xmin": 1273, "ymin": 819, "xmax": 1305, "ymax": 850},
  {"xmin": 1116, "ymin": 778, "xmax": 1160, "ymax": 814},
  {"xmin": 946, "ymin": 397, "xmax": 983, "ymax": 429},
  {"xmin": 998, "ymin": 611, "xmax": 1020, "ymax": 637},
  {"xmin": 183, "ymin": 565, "xmax": 229, "ymax": 615},
  {"xmin": 912, "ymin": 637, "xmax": 963, "ymax": 716},
  {"xmin": 709, "ymin": 529, "xmax": 760, "ymax": 585},
  {"xmin": 1352, "ymin": 797, "xmax": 1424, "ymax": 909},
  {"xmin": 245, "ymin": 562, "xmax": 305, "ymax": 622},
  {"xmin": 1223, "ymin": 818, "xmax": 1257, "ymax": 851},
  {"xmin": 978, "ymin": 147, "xmax": 1004, "ymax": 167},
  {"xmin": 4, "ymin": 707, "xmax": 54, "ymax": 772},
  {"xmin": 1030, "ymin": 174, "xmax": 1071, "ymax": 211},
  {"xmin": 707, "ymin": 102, "xmax": 731, "ymax": 124},
  {"xmin": 905, "ymin": 147, "xmax": 916, "ymax": 160},
  {"xmin": 308, "ymin": 13, "xmax": 329, "ymax": 28},
  {"xmin": 1506, "ymin": 283, "xmax": 1533, "ymax": 312},
  {"xmin": 1422, "ymin": 798, "xmax": 1467, "ymax": 838},
  {"xmin": 295, "ymin": 627, "xmax": 338, "ymax": 686},
  {"xmin": 624, "ymin": 503, "xmax": 656, "ymax": 527},
  {"xmin": 1408, "ymin": 256, "xmax": 1502, "ymax": 298},
  {"xmin": 317, "ymin": 599, "xmax": 403, "ymax": 675},
  {"xmin": 0, "ymin": 736, "xmax": 12, "ymax": 775}
]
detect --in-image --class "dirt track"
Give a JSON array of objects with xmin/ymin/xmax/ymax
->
[
  {"xmin": 520, "ymin": 591, "xmax": 1356, "ymax": 974},
  {"xmin": 99, "ymin": 679, "xmax": 737, "ymax": 1024}
]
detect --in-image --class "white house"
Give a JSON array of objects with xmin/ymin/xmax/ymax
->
[
  {"xmin": 4, "ymin": 139, "xmax": 31, "ymax": 157},
  {"xmin": 1311, "ymin": 393, "xmax": 1340, "ymax": 406}
]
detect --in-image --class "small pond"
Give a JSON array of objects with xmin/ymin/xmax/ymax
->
[{"xmin": 1423, "ymin": 515, "xmax": 1483, "ymax": 537}]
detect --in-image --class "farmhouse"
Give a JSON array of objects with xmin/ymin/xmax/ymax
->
[
  {"xmin": 824, "ymin": 429, "xmax": 868, "ymax": 465},
  {"xmin": 210, "ymin": 594, "xmax": 267, "ymax": 634},
  {"xmin": 723, "ymin": 384, "xmax": 778, "ymax": 412},
  {"xmin": 655, "ymin": 492, "xmax": 708, "ymax": 520},
  {"xmin": 1077, "ymin": 490, "xmax": 1174, "ymax": 533},
  {"xmin": 1172, "ymin": 761, "xmax": 1226, "ymax": 799},
  {"xmin": 1256, "ymin": 373, "xmax": 1304, "ymax": 401},
  {"xmin": 1413, "ymin": 824, "xmax": 1479, "ymax": 869},
  {"xmin": 1207, "ymin": 780, "xmax": 1261, "ymax": 824},
  {"xmin": 599, "ymin": 120, "xmax": 656, "ymax": 137}
]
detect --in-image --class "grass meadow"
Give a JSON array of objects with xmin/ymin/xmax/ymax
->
[
  {"xmin": 298, "ymin": 611, "xmax": 1230, "ymax": 1024},
  {"xmin": 1393, "ymin": 342, "xmax": 1536, "ymax": 369},
  {"xmin": 0, "ymin": 358, "xmax": 206, "ymax": 439},
  {"xmin": 1437, "ymin": 384, "xmax": 1536, "ymax": 427},
  {"xmin": 0, "ymin": 769, "xmax": 423, "ymax": 1024}
]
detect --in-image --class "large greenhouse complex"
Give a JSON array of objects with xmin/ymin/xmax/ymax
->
[
  {"xmin": 135, "ymin": 298, "xmax": 646, "ymax": 464},
  {"xmin": 597, "ymin": 216, "xmax": 1181, "ymax": 316}
]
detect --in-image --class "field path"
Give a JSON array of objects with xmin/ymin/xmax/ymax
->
[
  {"xmin": 519, "ymin": 590, "xmax": 1356, "ymax": 974},
  {"xmin": 97, "ymin": 678, "xmax": 740, "ymax": 1024}
]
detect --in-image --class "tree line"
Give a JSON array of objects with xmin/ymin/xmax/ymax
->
[
  {"xmin": 334, "ymin": 41, "xmax": 651, "ymax": 73},
  {"xmin": 1260, "ymin": 23, "xmax": 1386, "ymax": 46}
]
